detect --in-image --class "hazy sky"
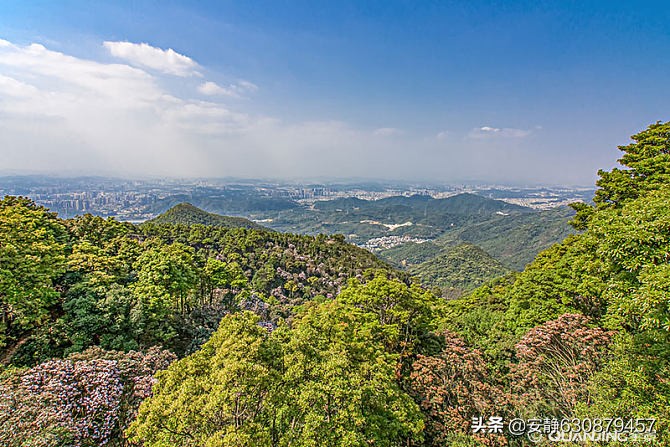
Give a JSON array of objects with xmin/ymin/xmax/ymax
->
[{"xmin": 1, "ymin": 1, "xmax": 668, "ymax": 185}]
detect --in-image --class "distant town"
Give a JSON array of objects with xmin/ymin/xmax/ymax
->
[{"xmin": 0, "ymin": 175, "xmax": 594, "ymax": 222}]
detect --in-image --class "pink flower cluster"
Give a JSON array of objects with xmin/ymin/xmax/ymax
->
[{"xmin": 0, "ymin": 346, "xmax": 176, "ymax": 447}]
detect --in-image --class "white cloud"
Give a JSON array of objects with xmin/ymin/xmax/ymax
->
[
  {"xmin": 237, "ymin": 80, "xmax": 258, "ymax": 92},
  {"xmin": 0, "ymin": 39, "xmax": 584, "ymax": 184},
  {"xmin": 373, "ymin": 127, "xmax": 402, "ymax": 137},
  {"xmin": 0, "ymin": 39, "xmax": 397, "ymax": 179},
  {"xmin": 103, "ymin": 41, "xmax": 200, "ymax": 77},
  {"xmin": 0, "ymin": 39, "xmax": 256, "ymax": 176},
  {"xmin": 480, "ymin": 126, "xmax": 500, "ymax": 132},
  {"xmin": 469, "ymin": 126, "xmax": 532, "ymax": 139},
  {"xmin": 197, "ymin": 80, "xmax": 258, "ymax": 98},
  {"xmin": 198, "ymin": 81, "xmax": 233, "ymax": 96},
  {"xmin": 436, "ymin": 130, "xmax": 450, "ymax": 140},
  {"xmin": 0, "ymin": 75, "xmax": 40, "ymax": 98},
  {"xmin": 0, "ymin": 42, "xmax": 161, "ymax": 109}
]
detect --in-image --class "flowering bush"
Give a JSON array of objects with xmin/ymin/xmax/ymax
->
[
  {"xmin": 410, "ymin": 330, "xmax": 509, "ymax": 446},
  {"xmin": 0, "ymin": 346, "xmax": 175, "ymax": 447},
  {"xmin": 510, "ymin": 313, "xmax": 613, "ymax": 417}
]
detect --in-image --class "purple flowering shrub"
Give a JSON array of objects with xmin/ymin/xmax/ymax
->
[{"xmin": 0, "ymin": 346, "xmax": 175, "ymax": 447}]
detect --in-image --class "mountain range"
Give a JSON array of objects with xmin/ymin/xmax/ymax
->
[{"xmin": 151, "ymin": 194, "xmax": 576, "ymax": 297}]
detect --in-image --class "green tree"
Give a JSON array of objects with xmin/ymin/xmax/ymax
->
[
  {"xmin": 131, "ymin": 240, "xmax": 198, "ymax": 344},
  {"xmin": 581, "ymin": 332, "xmax": 670, "ymax": 444},
  {"xmin": 337, "ymin": 273, "xmax": 435, "ymax": 356},
  {"xmin": 127, "ymin": 312, "xmax": 279, "ymax": 446},
  {"xmin": 128, "ymin": 301, "xmax": 425, "ymax": 447},
  {"xmin": 0, "ymin": 196, "xmax": 67, "ymax": 348},
  {"xmin": 571, "ymin": 121, "xmax": 670, "ymax": 226},
  {"xmin": 280, "ymin": 300, "xmax": 424, "ymax": 447},
  {"xmin": 65, "ymin": 213, "xmax": 133, "ymax": 246}
]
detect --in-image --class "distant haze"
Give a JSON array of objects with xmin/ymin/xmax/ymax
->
[{"xmin": 1, "ymin": 2, "xmax": 669, "ymax": 185}]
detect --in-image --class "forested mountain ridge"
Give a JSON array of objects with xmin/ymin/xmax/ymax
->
[
  {"xmin": 378, "ymin": 206, "xmax": 576, "ymax": 296},
  {"xmin": 312, "ymin": 192, "xmax": 531, "ymax": 215},
  {"xmin": 146, "ymin": 191, "xmax": 299, "ymax": 215},
  {"xmin": 408, "ymin": 243, "xmax": 511, "ymax": 298},
  {"xmin": 146, "ymin": 202, "xmax": 267, "ymax": 230},
  {"xmin": 263, "ymin": 192, "xmax": 535, "ymax": 244},
  {"xmin": 150, "ymin": 199, "xmax": 571, "ymax": 299},
  {"xmin": 1, "ymin": 121, "xmax": 669, "ymax": 446},
  {"xmin": 267, "ymin": 192, "xmax": 575, "ymax": 297},
  {"xmin": 0, "ymin": 207, "xmax": 399, "ymax": 365},
  {"xmin": 436, "ymin": 205, "xmax": 576, "ymax": 270},
  {"xmin": 148, "ymin": 198, "xmax": 573, "ymax": 299}
]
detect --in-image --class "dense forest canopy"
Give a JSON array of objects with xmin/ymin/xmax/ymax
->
[
  {"xmin": 0, "ymin": 209, "xmax": 397, "ymax": 362},
  {"xmin": 0, "ymin": 121, "xmax": 669, "ymax": 446}
]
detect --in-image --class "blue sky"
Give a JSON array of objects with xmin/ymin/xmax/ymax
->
[{"xmin": 0, "ymin": 1, "xmax": 668, "ymax": 185}]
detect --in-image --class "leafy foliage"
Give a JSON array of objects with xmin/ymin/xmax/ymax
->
[
  {"xmin": 593, "ymin": 121, "xmax": 670, "ymax": 208},
  {"xmin": 409, "ymin": 243, "xmax": 510, "ymax": 298},
  {"xmin": 410, "ymin": 330, "xmax": 508, "ymax": 447},
  {"xmin": 128, "ymin": 286, "xmax": 428, "ymax": 447},
  {"xmin": 127, "ymin": 312, "xmax": 279, "ymax": 446},
  {"xmin": 510, "ymin": 314, "xmax": 613, "ymax": 418},
  {"xmin": 1, "ymin": 206, "xmax": 399, "ymax": 363},
  {"xmin": 0, "ymin": 196, "xmax": 67, "ymax": 348}
]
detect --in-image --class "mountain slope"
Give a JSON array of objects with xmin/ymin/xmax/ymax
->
[
  {"xmin": 437, "ymin": 206, "xmax": 576, "ymax": 270},
  {"xmin": 408, "ymin": 243, "xmax": 511, "ymax": 297},
  {"xmin": 378, "ymin": 241, "xmax": 443, "ymax": 267},
  {"xmin": 266, "ymin": 193, "xmax": 533, "ymax": 245},
  {"xmin": 146, "ymin": 203, "xmax": 267, "ymax": 230}
]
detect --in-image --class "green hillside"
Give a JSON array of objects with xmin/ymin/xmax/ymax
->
[
  {"xmin": 377, "ymin": 241, "xmax": 443, "ymax": 267},
  {"xmin": 0, "ymin": 203, "xmax": 398, "ymax": 365},
  {"xmin": 147, "ymin": 202, "xmax": 267, "ymax": 230},
  {"xmin": 408, "ymin": 243, "xmax": 511, "ymax": 297},
  {"xmin": 263, "ymin": 192, "xmax": 533, "ymax": 244},
  {"xmin": 437, "ymin": 205, "xmax": 576, "ymax": 270},
  {"xmin": 146, "ymin": 192, "xmax": 299, "ymax": 215},
  {"xmin": 378, "ymin": 206, "xmax": 575, "ymax": 295}
]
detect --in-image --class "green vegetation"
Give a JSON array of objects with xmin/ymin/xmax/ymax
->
[
  {"xmin": 378, "ymin": 207, "xmax": 573, "ymax": 296},
  {"xmin": 377, "ymin": 241, "xmax": 443, "ymax": 268},
  {"xmin": 0, "ymin": 208, "xmax": 398, "ymax": 366},
  {"xmin": 376, "ymin": 203, "xmax": 575, "ymax": 296},
  {"xmin": 0, "ymin": 197, "xmax": 67, "ymax": 349},
  {"xmin": 147, "ymin": 190, "xmax": 299, "ymax": 216},
  {"xmin": 1, "ymin": 122, "xmax": 669, "ymax": 446},
  {"xmin": 438, "ymin": 205, "xmax": 576, "ymax": 270},
  {"xmin": 147, "ymin": 202, "xmax": 266, "ymax": 230},
  {"xmin": 128, "ymin": 293, "xmax": 426, "ymax": 447},
  {"xmin": 266, "ymin": 193, "xmax": 532, "ymax": 244},
  {"xmin": 408, "ymin": 243, "xmax": 510, "ymax": 298}
]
